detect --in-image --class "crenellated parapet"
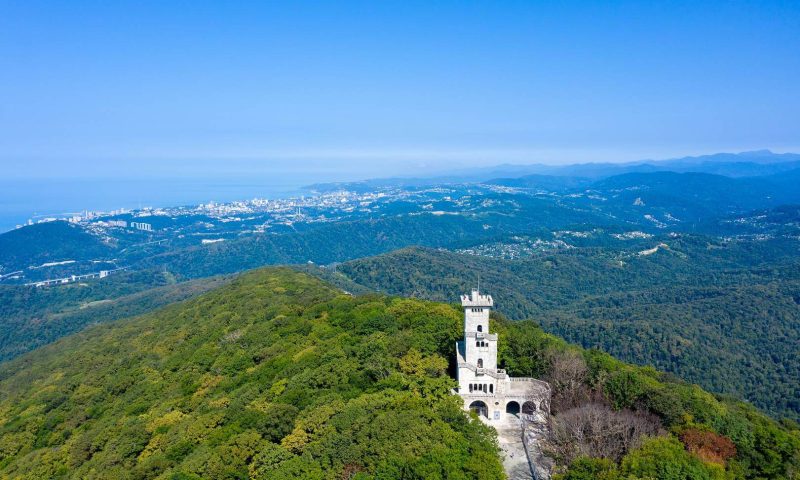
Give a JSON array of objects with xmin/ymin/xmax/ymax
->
[{"xmin": 460, "ymin": 289, "xmax": 494, "ymax": 307}]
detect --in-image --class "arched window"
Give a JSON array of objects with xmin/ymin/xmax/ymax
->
[
  {"xmin": 489, "ymin": 384, "xmax": 494, "ymax": 394},
  {"xmin": 469, "ymin": 384, "xmax": 473, "ymax": 393},
  {"xmin": 477, "ymin": 358, "xmax": 483, "ymax": 368},
  {"xmin": 477, "ymin": 325, "xmax": 483, "ymax": 332}
]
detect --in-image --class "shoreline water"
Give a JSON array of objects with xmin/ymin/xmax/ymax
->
[{"xmin": 0, "ymin": 177, "xmax": 313, "ymax": 233}]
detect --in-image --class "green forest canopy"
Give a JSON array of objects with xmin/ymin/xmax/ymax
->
[
  {"xmin": 0, "ymin": 268, "xmax": 797, "ymax": 479},
  {"xmin": 336, "ymin": 241, "xmax": 800, "ymax": 422}
]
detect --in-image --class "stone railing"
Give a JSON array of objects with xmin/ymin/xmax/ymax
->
[
  {"xmin": 465, "ymin": 332, "xmax": 498, "ymax": 341},
  {"xmin": 509, "ymin": 377, "xmax": 551, "ymax": 391},
  {"xmin": 457, "ymin": 362, "xmax": 508, "ymax": 379},
  {"xmin": 521, "ymin": 417, "xmax": 540, "ymax": 480}
]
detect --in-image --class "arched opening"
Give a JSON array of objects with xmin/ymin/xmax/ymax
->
[
  {"xmin": 477, "ymin": 325, "xmax": 483, "ymax": 332},
  {"xmin": 522, "ymin": 401, "xmax": 537, "ymax": 415},
  {"xmin": 477, "ymin": 358, "xmax": 483, "ymax": 368},
  {"xmin": 469, "ymin": 401, "xmax": 488, "ymax": 418},
  {"xmin": 468, "ymin": 384, "xmax": 473, "ymax": 393},
  {"xmin": 506, "ymin": 401, "xmax": 520, "ymax": 416},
  {"xmin": 489, "ymin": 384, "xmax": 494, "ymax": 394}
]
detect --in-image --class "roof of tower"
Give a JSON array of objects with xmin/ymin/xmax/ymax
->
[{"xmin": 460, "ymin": 289, "xmax": 494, "ymax": 307}]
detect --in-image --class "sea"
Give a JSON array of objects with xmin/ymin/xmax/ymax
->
[{"xmin": 0, "ymin": 177, "xmax": 314, "ymax": 233}]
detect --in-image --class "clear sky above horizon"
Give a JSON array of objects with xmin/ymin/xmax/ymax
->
[{"xmin": 1, "ymin": 1, "xmax": 799, "ymax": 181}]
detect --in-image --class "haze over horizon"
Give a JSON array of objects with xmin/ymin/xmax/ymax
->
[{"xmin": 2, "ymin": 1, "xmax": 799, "ymax": 181}]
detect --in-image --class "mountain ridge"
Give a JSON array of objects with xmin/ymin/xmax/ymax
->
[{"xmin": 306, "ymin": 150, "xmax": 800, "ymax": 191}]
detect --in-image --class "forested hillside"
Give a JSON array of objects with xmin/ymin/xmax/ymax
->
[
  {"xmin": 0, "ymin": 269, "xmax": 796, "ymax": 479},
  {"xmin": 574, "ymin": 170, "xmax": 800, "ymax": 226},
  {"xmin": 0, "ymin": 270, "xmax": 232, "ymax": 361},
  {"xmin": 336, "ymin": 241, "xmax": 800, "ymax": 421},
  {"xmin": 0, "ymin": 269, "xmax": 503, "ymax": 479},
  {"xmin": 0, "ymin": 221, "xmax": 113, "ymax": 273},
  {"xmin": 4, "ymin": 169, "xmax": 799, "ymax": 286},
  {"xmin": 136, "ymin": 198, "xmax": 618, "ymax": 280}
]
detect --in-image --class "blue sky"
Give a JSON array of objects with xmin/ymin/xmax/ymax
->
[{"xmin": 1, "ymin": 0, "xmax": 799, "ymax": 180}]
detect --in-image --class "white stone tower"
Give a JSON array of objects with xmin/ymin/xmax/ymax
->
[
  {"xmin": 455, "ymin": 289, "xmax": 551, "ymax": 424},
  {"xmin": 459, "ymin": 288, "xmax": 498, "ymax": 381}
]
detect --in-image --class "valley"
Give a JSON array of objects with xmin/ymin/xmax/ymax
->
[{"xmin": 1, "ymin": 153, "xmax": 800, "ymax": 478}]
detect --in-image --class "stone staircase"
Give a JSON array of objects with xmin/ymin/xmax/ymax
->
[{"xmin": 456, "ymin": 361, "xmax": 508, "ymax": 379}]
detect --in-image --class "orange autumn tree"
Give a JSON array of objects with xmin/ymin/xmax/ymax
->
[{"xmin": 679, "ymin": 428, "xmax": 736, "ymax": 465}]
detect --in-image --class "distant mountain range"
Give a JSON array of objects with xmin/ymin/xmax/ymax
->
[{"xmin": 306, "ymin": 150, "xmax": 800, "ymax": 191}]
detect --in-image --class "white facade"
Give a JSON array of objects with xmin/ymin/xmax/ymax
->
[{"xmin": 455, "ymin": 289, "xmax": 551, "ymax": 424}]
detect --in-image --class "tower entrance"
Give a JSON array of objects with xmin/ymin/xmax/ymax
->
[{"xmin": 469, "ymin": 400, "xmax": 489, "ymax": 418}]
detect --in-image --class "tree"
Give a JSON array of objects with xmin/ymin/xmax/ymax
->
[
  {"xmin": 621, "ymin": 436, "xmax": 726, "ymax": 480},
  {"xmin": 548, "ymin": 402, "xmax": 662, "ymax": 464}
]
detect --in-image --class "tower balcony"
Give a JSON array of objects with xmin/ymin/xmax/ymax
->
[
  {"xmin": 457, "ymin": 362, "xmax": 508, "ymax": 380},
  {"xmin": 465, "ymin": 331, "xmax": 498, "ymax": 341}
]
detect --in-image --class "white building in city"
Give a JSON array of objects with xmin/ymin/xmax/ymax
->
[
  {"xmin": 130, "ymin": 222, "xmax": 153, "ymax": 232},
  {"xmin": 455, "ymin": 289, "xmax": 551, "ymax": 424}
]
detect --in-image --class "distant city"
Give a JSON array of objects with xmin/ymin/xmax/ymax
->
[{"xmin": 20, "ymin": 189, "xmax": 398, "ymax": 233}]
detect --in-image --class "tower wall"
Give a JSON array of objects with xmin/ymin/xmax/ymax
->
[
  {"xmin": 464, "ymin": 306, "xmax": 490, "ymax": 335},
  {"xmin": 464, "ymin": 333, "xmax": 498, "ymax": 370},
  {"xmin": 461, "ymin": 289, "xmax": 497, "ymax": 370}
]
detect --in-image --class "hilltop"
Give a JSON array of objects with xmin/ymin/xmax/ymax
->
[
  {"xmin": 0, "ymin": 269, "xmax": 503, "ymax": 479},
  {"xmin": 0, "ymin": 268, "xmax": 797, "ymax": 479},
  {"xmin": 0, "ymin": 221, "xmax": 113, "ymax": 275}
]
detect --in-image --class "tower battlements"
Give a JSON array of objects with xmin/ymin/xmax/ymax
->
[{"xmin": 460, "ymin": 289, "xmax": 493, "ymax": 307}]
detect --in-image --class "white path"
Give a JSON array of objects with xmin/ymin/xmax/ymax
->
[{"xmin": 497, "ymin": 425, "xmax": 534, "ymax": 480}]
